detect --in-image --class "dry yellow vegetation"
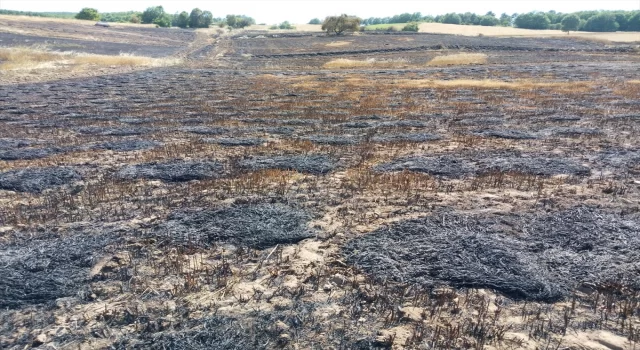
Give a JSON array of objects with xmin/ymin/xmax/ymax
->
[
  {"xmin": 325, "ymin": 41, "xmax": 352, "ymax": 47},
  {"xmin": 0, "ymin": 14, "xmax": 153, "ymax": 28},
  {"xmin": 427, "ymin": 53, "xmax": 488, "ymax": 66},
  {"xmin": 0, "ymin": 47, "xmax": 179, "ymax": 71},
  {"xmin": 391, "ymin": 79, "xmax": 593, "ymax": 93},
  {"xmin": 322, "ymin": 58, "xmax": 409, "ymax": 69},
  {"xmin": 417, "ymin": 22, "xmax": 640, "ymax": 42}
]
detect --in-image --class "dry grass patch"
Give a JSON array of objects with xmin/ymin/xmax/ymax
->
[
  {"xmin": 0, "ymin": 47, "xmax": 61, "ymax": 70},
  {"xmin": 323, "ymin": 58, "xmax": 408, "ymax": 69},
  {"xmin": 427, "ymin": 53, "xmax": 488, "ymax": 66},
  {"xmin": 393, "ymin": 79, "xmax": 593, "ymax": 92},
  {"xmin": 0, "ymin": 47, "xmax": 180, "ymax": 71},
  {"xmin": 325, "ymin": 41, "xmax": 351, "ymax": 47},
  {"xmin": 628, "ymin": 80, "xmax": 640, "ymax": 84}
]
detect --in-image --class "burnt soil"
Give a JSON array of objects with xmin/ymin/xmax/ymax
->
[{"xmin": 0, "ymin": 30, "xmax": 639, "ymax": 349}]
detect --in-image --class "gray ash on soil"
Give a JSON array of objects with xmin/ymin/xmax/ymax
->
[
  {"xmin": 371, "ymin": 133, "xmax": 441, "ymax": 143},
  {"xmin": 472, "ymin": 129, "xmax": 538, "ymax": 140},
  {"xmin": 0, "ymin": 167, "xmax": 81, "ymax": 193},
  {"xmin": 180, "ymin": 126, "xmax": 229, "ymax": 135},
  {"xmin": 376, "ymin": 153, "xmax": 590, "ymax": 178},
  {"xmin": 374, "ymin": 155, "xmax": 476, "ymax": 178},
  {"xmin": 74, "ymin": 126, "xmax": 152, "ymax": 136},
  {"xmin": 541, "ymin": 127, "xmax": 604, "ymax": 137},
  {"xmin": 113, "ymin": 316, "xmax": 274, "ymax": 349},
  {"xmin": 257, "ymin": 126, "xmax": 296, "ymax": 135},
  {"xmin": 117, "ymin": 160, "xmax": 224, "ymax": 182},
  {"xmin": 596, "ymin": 148, "xmax": 640, "ymax": 170},
  {"xmin": 0, "ymin": 138, "xmax": 41, "ymax": 149},
  {"xmin": 156, "ymin": 203, "xmax": 314, "ymax": 249},
  {"xmin": 0, "ymin": 230, "xmax": 117, "ymax": 308},
  {"xmin": 457, "ymin": 117, "xmax": 504, "ymax": 126},
  {"xmin": 0, "ymin": 147, "xmax": 60, "ymax": 161},
  {"xmin": 114, "ymin": 301, "xmax": 354, "ymax": 350},
  {"xmin": 476, "ymin": 155, "xmax": 591, "ymax": 176},
  {"xmin": 203, "ymin": 138, "xmax": 265, "ymax": 147},
  {"xmin": 238, "ymin": 154, "xmax": 338, "ymax": 175},
  {"xmin": 344, "ymin": 207, "xmax": 640, "ymax": 302}
]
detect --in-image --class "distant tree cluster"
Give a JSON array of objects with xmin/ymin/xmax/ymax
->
[
  {"xmin": 224, "ymin": 14, "xmax": 256, "ymax": 29},
  {"xmin": 357, "ymin": 9, "xmax": 639, "ymax": 33},
  {"xmin": 0, "ymin": 9, "xmax": 75, "ymax": 19},
  {"xmin": 308, "ymin": 18, "xmax": 322, "ymax": 25},
  {"xmin": 322, "ymin": 15, "xmax": 361, "ymax": 35},
  {"xmin": 513, "ymin": 10, "xmax": 639, "ymax": 32},
  {"xmin": 100, "ymin": 11, "xmax": 142, "ymax": 23},
  {"xmin": 362, "ymin": 12, "xmax": 427, "ymax": 25}
]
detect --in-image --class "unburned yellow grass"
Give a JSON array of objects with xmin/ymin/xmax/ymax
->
[
  {"xmin": 427, "ymin": 53, "xmax": 487, "ymax": 66},
  {"xmin": 0, "ymin": 47, "xmax": 180, "ymax": 71},
  {"xmin": 391, "ymin": 79, "xmax": 592, "ymax": 92},
  {"xmin": 325, "ymin": 41, "xmax": 351, "ymax": 47},
  {"xmin": 417, "ymin": 22, "xmax": 640, "ymax": 43},
  {"xmin": 322, "ymin": 58, "xmax": 408, "ymax": 69}
]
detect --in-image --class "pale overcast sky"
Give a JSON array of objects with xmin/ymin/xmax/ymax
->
[{"xmin": 1, "ymin": 0, "xmax": 639, "ymax": 24}]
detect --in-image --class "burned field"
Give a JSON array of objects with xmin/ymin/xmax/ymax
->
[{"xmin": 1, "ymin": 29, "xmax": 640, "ymax": 349}]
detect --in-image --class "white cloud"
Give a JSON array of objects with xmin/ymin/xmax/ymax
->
[{"xmin": 1, "ymin": 0, "xmax": 638, "ymax": 24}]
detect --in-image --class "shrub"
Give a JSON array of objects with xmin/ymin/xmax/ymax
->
[
  {"xmin": 279, "ymin": 21, "xmax": 295, "ymax": 30},
  {"xmin": 129, "ymin": 14, "xmax": 141, "ymax": 23},
  {"xmin": 269, "ymin": 25, "xmax": 278, "ymax": 30},
  {"xmin": 514, "ymin": 12, "xmax": 551, "ymax": 29},
  {"xmin": 309, "ymin": 18, "xmax": 321, "ymax": 24},
  {"xmin": 75, "ymin": 8, "xmax": 100, "ymax": 21},
  {"xmin": 401, "ymin": 22, "xmax": 419, "ymax": 32},
  {"xmin": 321, "ymin": 14, "xmax": 361, "ymax": 35},
  {"xmin": 561, "ymin": 14, "xmax": 580, "ymax": 33},
  {"xmin": 584, "ymin": 13, "xmax": 619, "ymax": 32}
]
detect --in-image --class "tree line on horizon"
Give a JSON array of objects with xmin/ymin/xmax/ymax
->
[
  {"xmin": 72, "ymin": 6, "xmax": 256, "ymax": 29},
  {"xmin": 352, "ymin": 10, "xmax": 640, "ymax": 32},
  {"xmin": 2, "ymin": 8, "xmax": 639, "ymax": 32}
]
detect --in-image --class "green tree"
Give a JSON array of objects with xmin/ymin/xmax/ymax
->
[
  {"xmin": 189, "ymin": 8, "xmax": 203, "ymax": 28},
  {"xmin": 321, "ymin": 14, "xmax": 360, "ymax": 35},
  {"xmin": 309, "ymin": 18, "xmax": 321, "ymax": 24},
  {"xmin": 499, "ymin": 13, "xmax": 511, "ymax": 26},
  {"xmin": 628, "ymin": 12, "xmax": 640, "ymax": 31},
  {"xmin": 584, "ymin": 13, "xmax": 619, "ymax": 32},
  {"xmin": 153, "ymin": 13, "xmax": 172, "ymax": 27},
  {"xmin": 614, "ymin": 13, "xmax": 629, "ymax": 31},
  {"xmin": 441, "ymin": 13, "xmax": 462, "ymax": 24},
  {"xmin": 560, "ymin": 14, "xmax": 580, "ymax": 33},
  {"xmin": 225, "ymin": 14, "xmax": 254, "ymax": 28},
  {"xmin": 75, "ymin": 8, "xmax": 100, "ymax": 21},
  {"xmin": 141, "ymin": 6, "xmax": 165, "ymax": 24},
  {"xmin": 514, "ymin": 12, "xmax": 550, "ymax": 29},
  {"xmin": 129, "ymin": 14, "xmax": 141, "ymax": 23},
  {"xmin": 174, "ymin": 11, "xmax": 189, "ymax": 28},
  {"xmin": 480, "ymin": 15, "xmax": 499, "ymax": 26}
]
